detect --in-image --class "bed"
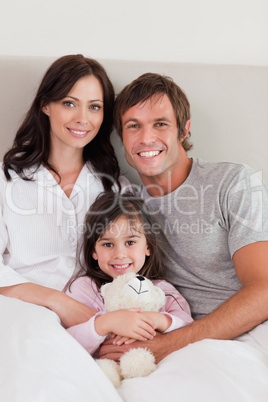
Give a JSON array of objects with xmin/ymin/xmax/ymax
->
[{"xmin": 0, "ymin": 57, "xmax": 268, "ymax": 401}]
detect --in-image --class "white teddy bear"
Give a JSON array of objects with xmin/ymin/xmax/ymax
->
[{"xmin": 96, "ymin": 272, "xmax": 166, "ymax": 387}]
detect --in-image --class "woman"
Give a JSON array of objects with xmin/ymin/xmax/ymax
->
[{"xmin": 0, "ymin": 54, "xmax": 128, "ymax": 327}]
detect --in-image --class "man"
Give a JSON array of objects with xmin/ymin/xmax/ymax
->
[{"xmin": 100, "ymin": 73, "xmax": 268, "ymax": 363}]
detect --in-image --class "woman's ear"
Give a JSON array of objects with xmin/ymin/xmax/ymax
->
[
  {"xmin": 42, "ymin": 104, "xmax": 50, "ymax": 116},
  {"xmin": 92, "ymin": 251, "xmax": 98, "ymax": 260},
  {"xmin": 145, "ymin": 245, "xmax": 150, "ymax": 257}
]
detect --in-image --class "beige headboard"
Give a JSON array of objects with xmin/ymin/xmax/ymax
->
[{"xmin": 1, "ymin": 56, "xmax": 267, "ymax": 184}]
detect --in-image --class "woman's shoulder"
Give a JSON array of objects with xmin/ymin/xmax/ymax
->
[{"xmin": 0, "ymin": 163, "xmax": 8, "ymax": 186}]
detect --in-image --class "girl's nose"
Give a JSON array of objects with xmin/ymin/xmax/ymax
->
[{"xmin": 113, "ymin": 244, "xmax": 127, "ymax": 259}]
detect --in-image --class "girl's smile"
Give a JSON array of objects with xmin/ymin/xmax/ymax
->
[{"xmin": 92, "ymin": 216, "xmax": 150, "ymax": 279}]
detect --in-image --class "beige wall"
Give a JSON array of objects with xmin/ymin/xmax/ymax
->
[
  {"xmin": 0, "ymin": 0, "xmax": 267, "ymax": 66},
  {"xmin": 0, "ymin": 58, "xmax": 267, "ymax": 185}
]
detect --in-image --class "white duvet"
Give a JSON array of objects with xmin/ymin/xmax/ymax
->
[{"xmin": 1, "ymin": 295, "xmax": 268, "ymax": 402}]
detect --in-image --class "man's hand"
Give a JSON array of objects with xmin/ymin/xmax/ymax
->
[{"xmin": 99, "ymin": 331, "xmax": 171, "ymax": 364}]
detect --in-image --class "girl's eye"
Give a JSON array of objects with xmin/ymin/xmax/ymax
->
[
  {"xmin": 90, "ymin": 104, "xmax": 102, "ymax": 111},
  {"xmin": 63, "ymin": 101, "xmax": 75, "ymax": 108},
  {"xmin": 126, "ymin": 240, "xmax": 135, "ymax": 246},
  {"xmin": 103, "ymin": 242, "xmax": 113, "ymax": 248}
]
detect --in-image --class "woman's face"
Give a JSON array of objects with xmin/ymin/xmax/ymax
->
[{"xmin": 42, "ymin": 75, "xmax": 104, "ymax": 155}]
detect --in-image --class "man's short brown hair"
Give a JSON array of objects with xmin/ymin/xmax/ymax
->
[{"xmin": 114, "ymin": 73, "xmax": 192, "ymax": 152}]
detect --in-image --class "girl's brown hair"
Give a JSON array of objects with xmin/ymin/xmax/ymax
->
[{"xmin": 75, "ymin": 191, "xmax": 166, "ymax": 289}]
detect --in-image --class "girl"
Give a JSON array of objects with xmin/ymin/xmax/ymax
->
[
  {"xmin": 66, "ymin": 192, "xmax": 193, "ymax": 355},
  {"xmin": 0, "ymin": 55, "xmax": 128, "ymax": 327}
]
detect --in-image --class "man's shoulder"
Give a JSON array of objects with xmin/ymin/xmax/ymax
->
[
  {"xmin": 140, "ymin": 158, "xmax": 261, "ymax": 203},
  {"xmin": 186, "ymin": 158, "xmax": 260, "ymax": 189},
  {"xmin": 193, "ymin": 158, "xmax": 251, "ymax": 177}
]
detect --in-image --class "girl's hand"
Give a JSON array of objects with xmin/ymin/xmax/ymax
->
[
  {"xmin": 110, "ymin": 334, "xmax": 136, "ymax": 345},
  {"xmin": 140, "ymin": 311, "xmax": 172, "ymax": 333},
  {"xmin": 95, "ymin": 309, "xmax": 156, "ymax": 340}
]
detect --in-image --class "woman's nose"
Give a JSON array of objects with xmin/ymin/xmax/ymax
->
[{"xmin": 75, "ymin": 107, "xmax": 89, "ymax": 126}]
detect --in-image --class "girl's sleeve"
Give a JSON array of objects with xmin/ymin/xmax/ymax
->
[
  {"xmin": 156, "ymin": 280, "xmax": 194, "ymax": 333},
  {"xmin": 66, "ymin": 277, "xmax": 107, "ymax": 355}
]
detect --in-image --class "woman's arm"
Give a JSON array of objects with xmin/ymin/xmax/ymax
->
[{"xmin": 0, "ymin": 283, "xmax": 95, "ymax": 328}]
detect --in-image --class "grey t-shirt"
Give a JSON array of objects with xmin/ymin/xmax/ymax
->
[{"xmin": 141, "ymin": 158, "xmax": 268, "ymax": 319}]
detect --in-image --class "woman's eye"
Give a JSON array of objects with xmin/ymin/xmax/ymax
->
[
  {"xmin": 63, "ymin": 101, "xmax": 75, "ymax": 108},
  {"xmin": 90, "ymin": 104, "xmax": 102, "ymax": 111}
]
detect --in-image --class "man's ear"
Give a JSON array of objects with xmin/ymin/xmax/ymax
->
[
  {"xmin": 185, "ymin": 120, "xmax": 191, "ymax": 135},
  {"xmin": 180, "ymin": 120, "xmax": 191, "ymax": 142}
]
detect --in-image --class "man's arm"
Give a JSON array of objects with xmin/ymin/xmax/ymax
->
[
  {"xmin": 0, "ymin": 283, "xmax": 95, "ymax": 328},
  {"xmin": 99, "ymin": 241, "xmax": 268, "ymax": 363}
]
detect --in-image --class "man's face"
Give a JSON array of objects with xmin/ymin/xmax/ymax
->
[{"xmin": 122, "ymin": 94, "xmax": 187, "ymax": 187}]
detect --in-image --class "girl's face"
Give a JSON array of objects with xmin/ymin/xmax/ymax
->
[
  {"xmin": 92, "ymin": 216, "xmax": 150, "ymax": 279},
  {"xmin": 42, "ymin": 75, "xmax": 104, "ymax": 156}
]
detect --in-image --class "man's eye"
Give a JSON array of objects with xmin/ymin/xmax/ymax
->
[
  {"xmin": 63, "ymin": 101, "xmax": 75, "ymax": 107},
  {"xmin": 156, "ymin": 122, "xmax": 166, "ymax": 127}
]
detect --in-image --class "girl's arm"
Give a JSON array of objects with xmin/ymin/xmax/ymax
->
[
  {"xmin": 111, "ymin": 281, "xmax": 193, "ymax": 346},
  {"xmin": 66, "ymin": 277, "xmax": 156, "ymax": 355},
  {"xmin": 94, "ymin": 309, "xmax": 156, "ymax": 340},
  {"xmin": 133, "ymin": 280, "xmax": 193, "ymax": 335}
]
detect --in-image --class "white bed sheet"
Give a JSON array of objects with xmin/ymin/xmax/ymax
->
[
  {"xmin": 0, "ymin": 296, "xmax": 122, "ymax": 402},
  {"xmin": 1, "ymin": 296, "xmax": 268, "ymax": 402}
]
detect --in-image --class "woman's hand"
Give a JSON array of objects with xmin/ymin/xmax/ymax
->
[
  {"xmin": 47, "ymin": 290, "xmax": 95, "ymax": 328},
  {"xmin": 95, "ymin": 309, "xmax": 156, "ymax": 340},
  {"xmin": 0, "ymin": 283, "xmax": 95, "ymax": 328}
]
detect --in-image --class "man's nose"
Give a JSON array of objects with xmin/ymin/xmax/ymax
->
[{"xmin": 139, "ymin": 126, "xmax": 156, "ymax": 144}]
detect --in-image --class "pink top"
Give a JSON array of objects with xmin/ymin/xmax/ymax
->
[{"xmin": 66, "ymin": 277, "xmax": 193, "ymax": 355}]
